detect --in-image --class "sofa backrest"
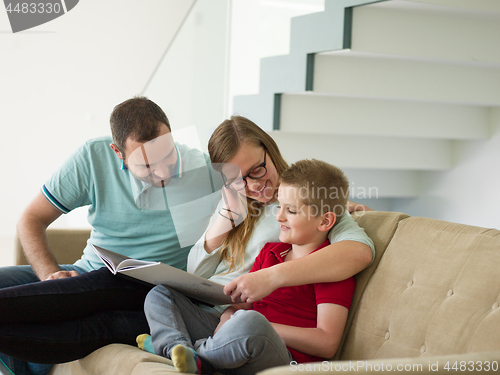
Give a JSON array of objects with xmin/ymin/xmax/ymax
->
[
  {"xmin": 340, "ymin": 216, "xmax": 500, "ymax": 360},
  {"xmin": 333, "ymin": 211, "xmax": 410, "ymax": 359},
  {"xmin": 15, "ymin": 228, "xmax": 91, "ymax": 266}
]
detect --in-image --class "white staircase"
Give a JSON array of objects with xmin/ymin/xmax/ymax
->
[{"xmin": 233, "ymin": 0, "xmax": 500, "ymax": 200}]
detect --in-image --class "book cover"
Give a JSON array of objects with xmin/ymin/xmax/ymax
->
[{"xmin": 92, "ymin": 244, "xmax": 235, "ymax": 306}]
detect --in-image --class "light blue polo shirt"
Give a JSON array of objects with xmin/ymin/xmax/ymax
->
[{"xmin": 42, "ymin": 136, "xmax": 223, "ymax": 272}]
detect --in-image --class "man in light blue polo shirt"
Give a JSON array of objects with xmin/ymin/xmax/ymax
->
[
  {"xmin": 0, "ymin": 97, "xmax": 222, "ymax": 375},
  {"xmin": 42, "ymin": 132, "xmax": 218, "ymax": 274}
]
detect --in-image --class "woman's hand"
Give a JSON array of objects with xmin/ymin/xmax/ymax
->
[
  {"xmin": 347, "ymin": 200, "xmax": 373, "ymax": 214},
  {"xmin": 223, "ymin": 268, "xmax": 277, "ymax": 303},
  {"xmin": 220, "ymin": 186, "xmax": 246, "ymax": 226},
  {"xmin": 204, "ymin": 186, "xmax": 248, "ymax": 253}
]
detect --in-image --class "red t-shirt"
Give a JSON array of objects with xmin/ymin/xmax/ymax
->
[{"xmin": 250, "ymin": 240, "xmax": 356, "ymax": 363}]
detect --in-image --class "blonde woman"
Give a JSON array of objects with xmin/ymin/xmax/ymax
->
[{"xmin": 187, "ymin": 116, "xmax": 374, "ymax": 303}]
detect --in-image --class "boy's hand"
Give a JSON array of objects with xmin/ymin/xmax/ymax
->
[
  {"xmin": 224, "ymin": 268, "xmax": 277, "ymax": 303},
  {"xmin": 214, "ymin": 308, "xmax": 235, "ymax": 334},
  {"xmin": 214, "ymin": 304, "xmax": 252, "ymax": 334}
]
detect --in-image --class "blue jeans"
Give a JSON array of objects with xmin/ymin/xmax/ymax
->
[
  {"xmin": 0, "ymin": 355, "xmax": 52, "ymax": 375},
  {"xmin": 0, "ymin": 265, "xmax": 152, "ymax": 375},
  {"xmin": 145, "ymin": 285, "xmax": 292, "ymax": 375}
]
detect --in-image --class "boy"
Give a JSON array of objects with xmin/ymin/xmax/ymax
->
[{"xmin": 141, "ymin": 159, "xmax": 356, "ymax": 374}]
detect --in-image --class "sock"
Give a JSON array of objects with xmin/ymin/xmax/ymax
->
[
  {"xmin": 171, "ymin": 345, "xmax": 199, "ymax": 374},
  {"xmin": 136, "ymin": 334, "xmax": 155, "ymax": 354}
]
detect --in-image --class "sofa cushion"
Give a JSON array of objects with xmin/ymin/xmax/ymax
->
[
  {"xmin": 341, "ymin": 217, "xmax": 500, "ymax": 360},
  {"xmin": 49, "ymin": 344, "xmax": 177, "ymax": 375},
  {"xmin": 334, "ymin": 211, "xmax": 409, "ymax": 359}
]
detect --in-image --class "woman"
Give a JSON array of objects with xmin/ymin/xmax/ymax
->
[
  {"xmin": 188, "ymin": 116, "xmax": 374, "ymax": 307},
  {"xmin": 143, "ymin": 116, "xmax": 375, "ymax": 372}
]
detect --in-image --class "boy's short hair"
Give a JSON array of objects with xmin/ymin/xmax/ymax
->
[
  {"xmin": 280, "ymin": 159, "xmax": 349, "ymax": 223},
  {"xmin": 110, "ymin": 96, "xmax": 171, "ymax": 154}
]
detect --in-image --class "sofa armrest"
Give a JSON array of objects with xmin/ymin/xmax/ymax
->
[
  {"xmin": 15, "ymin": 228, "xmax": 91, "ymax": 266},
  {"xmin": 257, "ymin": 351, "xmax": 500, "ymax": 374}
]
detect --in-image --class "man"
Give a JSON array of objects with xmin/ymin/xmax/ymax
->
[{"xmin": 0, "ymin": 97, "xmax": 221, "ymax": 374}]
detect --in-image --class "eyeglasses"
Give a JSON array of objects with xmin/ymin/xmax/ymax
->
[{"xmin": 222, "ymin": 150, "xmax": 268, "ymax": 191}]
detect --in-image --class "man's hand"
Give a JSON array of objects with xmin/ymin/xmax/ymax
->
[
  {"xmin": 45, "ymin": 270, "xmax": 79, "ymax": 280},
  {"xmin": 223, "ymin": 268, "xmax": 277, "ymax": 303}
]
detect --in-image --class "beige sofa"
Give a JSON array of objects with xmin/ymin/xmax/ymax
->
[{"xmin": 14, "ymin": 211, "xmax": 500, "ymax": 374}]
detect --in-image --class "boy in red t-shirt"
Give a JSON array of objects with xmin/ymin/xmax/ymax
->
[{"xmin": 147, "ymin": 159, "xmax": 356, "ymax": 374}]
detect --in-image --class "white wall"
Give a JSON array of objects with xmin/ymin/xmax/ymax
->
[
  {"xmin": 391, "ymin": 108, "xmax": 500, "ymax": 229},
  {"xmin": 143, "ymin": 0, "xmax": 230, "ymax": 153},
  {"xmin": 0, "ymin": 0, "xmax": 323, "ymax": 266},
  {"xmin": 228, "ymin": 0, "xmax": 324, "ymax": 112},
  {"xmin": 0, "ymin": 0, "xmax": 195, "ymax": 265}
]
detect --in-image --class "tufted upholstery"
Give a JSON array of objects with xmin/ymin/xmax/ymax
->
[{"xmin": 341, "ymin": 217, "xmax": 500, "ymax": 360}]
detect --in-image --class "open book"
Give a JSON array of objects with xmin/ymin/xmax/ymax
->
[{"xmin": 92, "ymin": 245, "xmax": 235, "ymax": 305}]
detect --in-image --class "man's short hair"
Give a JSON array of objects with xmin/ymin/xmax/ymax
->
[
  {"xmin": 110, "ymin": 96, "xmax": 171, "ymax": 154},
  {"xmin": 280, "ymin": 159, "xmax": 349, "ymax": 222}
]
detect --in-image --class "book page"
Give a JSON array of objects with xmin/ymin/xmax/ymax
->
[{"xmin": 92, "ymin": 245, "xmax": 159, "ymax": 273}]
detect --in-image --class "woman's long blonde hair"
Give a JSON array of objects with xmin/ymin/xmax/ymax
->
[{"xmin": 208, "ymin": 116, "xmax": 288, "ymax": 273}]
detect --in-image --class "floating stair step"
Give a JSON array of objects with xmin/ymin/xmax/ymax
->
[
  {"xmin": 351, "ymin": 0, "xmax": 500, "ymax": 65},
  {"xmin": 280, "ymin": 93, "xmax": 490, "ymax": 140},
  {"xmin": 401, "ymin": 0, "xmax": 500, "ymax": 13},
  {"xmin": 270, "ymin": 131, "xmax": 452, "ymax": 170},
  {"xmin": 342, "ymin": 169, "xmax": 421, "ymax": 198},
  {"xmin": 313, "ymin": 50, "xmax": 500, "ymax": 106}
]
